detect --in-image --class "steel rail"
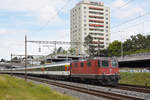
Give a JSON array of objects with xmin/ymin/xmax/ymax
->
[{"xmin": 116, "ymin": 84, "xmax": 150, "ymax": 93}]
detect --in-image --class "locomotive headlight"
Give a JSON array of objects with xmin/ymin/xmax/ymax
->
[
  {"xmin": 109, "ymin": 69, "xmax": 112, "ymax": 73},
  {"xmin": 115, "ymin": 72, "xmax": 118, "ymax": 75},
  {"xmin": 103, "ymin": 72, "xmax": 105, "ymax": 75}
]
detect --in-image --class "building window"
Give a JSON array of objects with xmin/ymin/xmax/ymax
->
[
  {"xmin": 106, "ymin": 26, "xmax": 108, "ymax": 28},
  {"xmin": 84, "ymin": 33, "xmax": 87, "ymax": 35},
  {"xmin": 89, "ymin": 11, "xmax": 103, "ymax": 15},
  {"xmin": 84, "ymin": 28, "xmax": 87, "ymax": 31},
  {"xmin": 89, "ymin": 15, "xmax": 104, "ymax": 19},
  {"xmin": 106, "ymin": 22, "xmax": 108, "ymax": 24},
  {"xmin": 106, "ymin": 30, "xmax": 108, "ymax": 32},
  {"xmin": 84, "ymin": 7, "xmax": 86, "ymax": 9},
  {"xmin": 84, "ymin": 24, "xmax": 87, "ymax": 26},
  {"xmin": 106, "ymin": 18, "xmax": 108, "ymax": 20},
  {"xmin": 106, "ymin": 9, "xmax": 108, "ymax": 12}
]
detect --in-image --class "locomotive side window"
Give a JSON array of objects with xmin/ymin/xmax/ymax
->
[
  {"xmin": 98, "ymin": 60, "xmax": 101, "ymax": 67},
  {"xmin": 80, "ymin": 62, "xmax": 84, "ymax": 67},
  {"xmin": 87, "ymin": 61, "xmax": 91, "ymax": 67},
  {"xmin": 112, "ymin": 61, "xmax": 118, "ymax": 67},
  {"xmin": 74, "ymin": 63, "xmax": 78, "ymax": 67},
  {"xmin": 102, "ymin": 60, "xmax": 109, "ymax": 67}
]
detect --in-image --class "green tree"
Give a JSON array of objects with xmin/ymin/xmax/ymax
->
[
  {"xmin": 11, "ymin": 57, "xmax": 21, "ymax": 63},
  {"xmin": 57, "ymin": 47, "xmax": 64, "ymax": 54},
  {"xmin": 27, "ymin": 56, "xmax": 34, "ymax": 59},
  {"xmin": 145, "ymin": 35, "xmax": 150, "ymax": 49},
  {"xmin": 100, "ymin": 49, "xmax": 108, "ymax": 57},
  {"xmin": 68, "ymin": 48, "xmax": 76, "ymax": 54},
  {"xmin": 0, "ymin": 59, "xmax": 5, "ymax": 62},
  {"xmin": 108, "ymin": 40, "xmax": 121, "ymax": 57},
  {"xmin": 84, "ymin": 35, "xmax": 95, "ymax": 56}
]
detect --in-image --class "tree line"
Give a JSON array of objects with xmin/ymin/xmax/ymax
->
[{"xmin": 85, "ymin": 33, "xmax": 150, "ymax": 57}]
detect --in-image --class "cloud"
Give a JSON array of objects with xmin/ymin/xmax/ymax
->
[
  {"xmin": 0, "ymin": 0, "xmax": 70, "ymax": 23},
  {"xmin": 111, "ymin": 18, "xmax": 150, "ymax": 42},
  {"xmin": 0, "ymin": 28, "xmax": 27, "ymax": 35},
  {"xmin": 0, "ymin": 27, "xmax": 70, "ymax": 59},
  {"xmin": 110, "ymin": 0, "xmax": 149, "ymax": 42},
  {"xmin": 110, "ymin": 0, "xmax": 145, "ymax": 19}
]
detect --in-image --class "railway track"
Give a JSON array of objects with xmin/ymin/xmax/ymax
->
[
  {"xmin": 16, "ymin": 75, "xmax": 145, "ymax": 100},
  {"xmin": 116, "ymin": 84, "xmax": 150, "ymax": 94}
]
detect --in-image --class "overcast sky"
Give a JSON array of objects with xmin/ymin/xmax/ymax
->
[{"xmin": 0, "ymin": 0, "xmax": 150, "ymax": 60}]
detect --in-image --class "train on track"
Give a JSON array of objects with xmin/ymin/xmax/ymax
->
[{"xmin": 0, "ymin": 57, "xmax": 120, "ymax": 86}]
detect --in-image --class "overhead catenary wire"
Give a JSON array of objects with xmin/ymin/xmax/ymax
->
[
  {"xmin": 111, "ymin": 0, "xmax": 135, "ymax": 13},
  {"xmin": 112, "ymin": 18, "xmax": 150, "ymax": 33},
  {"xmin": 111, "ymin": 11, "xmax": 150, "ymax": 29}
]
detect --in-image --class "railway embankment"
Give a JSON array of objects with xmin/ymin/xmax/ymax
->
[
  {"xmin": 119, "ymin": 72, "xmax": 150, "ymax": 86},
  {"xmin": 0, "ymin": 75, "xmax": 77, "ymax": 100}
]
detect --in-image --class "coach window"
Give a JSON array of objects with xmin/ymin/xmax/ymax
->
[
  {"xmin": 102, "ymin": 60, "xmax": 109, "ymax": 67},
  {"xmin": 87, "ymin": 61, "xmax": 91, "ymax": 67},
  {"xmin": 98, "ymin": 60, "xmax": 101, "ymax": 67}
]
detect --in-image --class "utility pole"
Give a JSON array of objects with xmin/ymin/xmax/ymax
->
[
  {"xmin": 11, "ymin": 53, "xmax": 13, "ymax": 76},
  {"xmin": 98, "ymin": 39, "xmax": 100, "ymax": 57},
  {"xmin": 54, "ymin": 41, "xmax": 57, "ymax": 57},
  {"xmin": 121, "ymin": 41, "xmax": 123, "ymax": 59},
  {"xmin": 119, "ymin": 31, "xmax": 124, "ymax": 59},
  {"xmin": 25, "ymin": 35, "xmax": 27, "ymax": 81}
]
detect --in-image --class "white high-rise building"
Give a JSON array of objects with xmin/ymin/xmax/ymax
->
[{"xmin": 70, "ymin": 0, "xmax": 110, "ymax": 55}]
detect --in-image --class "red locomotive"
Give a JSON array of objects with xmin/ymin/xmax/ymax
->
[{"xmin": 70, "ymin": 57, "xmax": 120, "ymax": 86}]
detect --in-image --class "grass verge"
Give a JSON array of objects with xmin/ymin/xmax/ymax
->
[
  {"xmin": 0, "ymin": 75, "xmax": 77, "ymax": 100},
  {"xmin": 119, "ymin": 72, "xmax": 150, "ymax": 86}
]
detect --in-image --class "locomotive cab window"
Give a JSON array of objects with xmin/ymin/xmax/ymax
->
[
  {"xmin": 112, "ymin": 61, "xmax": 118, "ymax": 68},
  {"xmin": 87, "ymin": 61, "xmax": 91, "ymax": 67},
  {"xmin": 102, "ymin": 60, "xmax": 109, "ymax": 67},
  {"xmin": 98, "ymin": 60, "xmax": 101, "ymax": 67},
  {"xmin": 80, "ymin": 62, "xmax": 84, "ymax": 67}
]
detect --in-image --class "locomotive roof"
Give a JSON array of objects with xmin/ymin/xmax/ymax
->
[{"xmin": 72, "ymin": 57, "xmax": 118, "ymax": 63}]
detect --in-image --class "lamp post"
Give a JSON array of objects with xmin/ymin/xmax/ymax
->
[
  {"xmin": 119, "ymin": 31, "xmax": 124, "ymax": 59},
  {"xmin": 11, "ymin": 53, "xmax": 13, "ymax": 76},
  {"xmin": 121, "ymin": 40, "xmax": 123, "ymax": 59},
  {"xmin": 25, "ymin": 35, "xmax": 27, "ymax": 81}
]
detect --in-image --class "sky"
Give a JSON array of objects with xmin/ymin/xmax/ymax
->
[{"xmin": 0, "ymin": 0, "xmax": 150, "ymax": 60}]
